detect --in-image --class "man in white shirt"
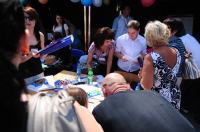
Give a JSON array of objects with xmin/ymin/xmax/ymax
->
[
  {"xmin": 112, "ymin": 4, "xmax": 133, "ymax": 40},
  {"xmin": 115, "ymin": 20, "xmax": 147, "ymax": 87},
  {"xmin": 115, "ymin": 20, "xmax": 147, "ymax": 86}
]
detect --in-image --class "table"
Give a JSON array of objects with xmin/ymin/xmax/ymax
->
[{"xmin": 53, "ymin": 70, "xmax": 104, "ymax": 112}]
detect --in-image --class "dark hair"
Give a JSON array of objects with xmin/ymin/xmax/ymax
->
[
  {"xmin": 128, "ymin": 20, "xmax": 140, "ymax": 31},
  {"xmin": 24, "ymin": 6, "xmax": 43, "ymax": 42},
  {"xmin": 163, "ymin": 17, "xmax": 186, "ymax": 37},
  {"xmin": 0, "ymin": 0, "xmax": 25, "ymax": 60},
  {"xmin": 53, "ymin": 14, "xmax": 67, "ymax": 37},
  {"xmin": 120, "ymin": 3, "xmax": 131, "ymax": 11},
  {"xmin": 67, "ymin": 87, "xmax": 88, "ymax": 107},
  {"xmin": 94, "ymin": 27, "xmax": 114, "ymax": 49},
  {"xmin": 54, "ymin": 14, "xmax": 65, "ymax": 26}
]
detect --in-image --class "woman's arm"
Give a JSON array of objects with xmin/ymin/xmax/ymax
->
[
  {"xmin": 64, "ymin": 24, "xmax": 69, "ymax": 36},
  {"xmin": 87, "ymin": 52, "xmax": 93, "ymax": 68},
  {"xmin": 107, "ymin": 48, "xmax": 114, "ymax": 74},
  {"xmin": 140, "ymin": 54, "xmax": 154, "ymax": 90},
  {"xmin": 39, "ymin": 31, "xmax": 45, "ymax": 49},
  {"xmin": 33, "ymin": 32, "xmax": 45, "ymax": 58}
]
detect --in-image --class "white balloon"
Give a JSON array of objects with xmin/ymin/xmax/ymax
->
[
  {"xmin": 93, "ymin": 0, "xmax": 102, "ymax": 7},
  {"xmin": 70, "ymin": 0, "xmax": 80, "ymax": 3}
]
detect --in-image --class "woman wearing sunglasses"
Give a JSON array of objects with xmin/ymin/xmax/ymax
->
[{"xmin": 19, "ymin": 6, "xmax": 45, "ymax": 85}]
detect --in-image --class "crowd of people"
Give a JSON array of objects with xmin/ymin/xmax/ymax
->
[{"xmin": 1, "ymin": 0, "xmax": 200, "ymax": 132}]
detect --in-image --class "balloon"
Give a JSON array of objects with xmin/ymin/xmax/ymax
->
[
  {"xmin": 141, "ymin": 0, "xmax": 155, "ymax": 7},
  {"xmin": 38, "ymin": 0, "xmax": 48, "ymax": 4},
  {"xmin": 70, "ymin": 0, "xmax": 80, "ymax": 3},
  {"xmin": 93, "ymin": 0, "xmax": 102, "ymax": 7},
  {"xmin": 81, "ymin": 0, "xmax": 92, "ymax": 6}
]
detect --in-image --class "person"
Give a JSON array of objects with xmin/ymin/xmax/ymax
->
[
  {"xmin": 66, "ymin": 86, "xmax": 88, "ymax": 108},
  {"xmin": 115, "ymin": 20, "xmax": 146, "ymax": 86},
  {"xmin": 43, "ymin": 32, "xmax": 72, "ymax": 75},
  {"xmin": 87, "ymin": 27, "xmax": 115, "ymax": 76},
  {"xmin": 177, "ymin": 19, "xmax": 200, "ymax": 69},
  {"xmin": 53, "ymin": 14, "xmax": 69, "ymax": 37},
  {"xmin": 92, "ymin": 73, "xmax": 195, "ymax": 132},
  {"xmin": 163, "ymin": 17, "xmax": 186, "ymax": 87},
  {"xmin": 19, "ymin": 6, "xmax": 45, "ymax": 85},
  {"xmin": 27, "ymin": 90, "xmax": 103, "ymax": 132},
  {"xmin": 140, "ymin": 20, "xmax": 181, "ymax": 109},
  {"xmin": 175, "ymin": 18, "xmax": 200, "ymax": 124},
  {"xmin": 112, "ymin": 4, "xmax": 133, "ymax": 40},
  {"xmin": 0, "ymin": 0, "xmax": 29, "ymax": 131}
]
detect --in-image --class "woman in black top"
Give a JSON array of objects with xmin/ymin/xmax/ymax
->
[{"xmin": 19, "ymin": 6, "xmax": 45, "ymax": 84}]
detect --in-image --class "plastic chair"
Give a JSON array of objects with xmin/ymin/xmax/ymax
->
[
  {"xmin": 71, "ymin": 48, "xmax": 85, "ymax": 71},
  {"xmin": 71, "ymin": 48, "xmax": 85, "ymax": 58}
]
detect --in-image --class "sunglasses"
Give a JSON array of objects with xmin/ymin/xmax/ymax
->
[{"xmin": 24, "ymin": 16, "xmax": 34, "ymax": 21}]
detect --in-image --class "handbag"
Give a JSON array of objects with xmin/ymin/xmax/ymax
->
[{"xmin": 182, "ymin": 52, "xmax": 200, "ymax": 79}]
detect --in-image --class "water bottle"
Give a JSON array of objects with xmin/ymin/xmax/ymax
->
[
  {"xmin": 87, "ymin": 68, "xmax": 93, "ymax": 85},
  {"xmin": 135, "ymin": 83, "xmax": 141, "ymax": 91},
  {"xmin": 76, "ymin": 62, "xmax": 81, "ymax": 82}
]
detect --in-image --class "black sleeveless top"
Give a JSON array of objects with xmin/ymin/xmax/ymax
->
[{"xmin": 19, "ymin": 42, "xmax": 43, "ymax": 78}]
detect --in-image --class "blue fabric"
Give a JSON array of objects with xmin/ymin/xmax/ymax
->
[
  {"xmin": 71, "ymin": 48, "xmax": 85, "ymax": 58},
  {"xmin": 168, "ymin": 36, "xmax": 186, "ymax": 77},
  {"xmin": 71, "ymin": 48, "xmax": 85, "ymax": 71},
  {"xmin": 38, "ymin": 35, "xmax": 73, "ymax": 55}
]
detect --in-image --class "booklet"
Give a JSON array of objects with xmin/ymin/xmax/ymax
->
[
  {"xmin": 37, "ymin": 35, "xmax": 74, "ymax": 55},
  {"xmin": 27, "ymin": 75, "xmax": 55, "ymax": 92}
]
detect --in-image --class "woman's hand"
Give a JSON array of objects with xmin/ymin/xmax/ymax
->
[
  {"xmin": 32, "ymin": 52, "xmax": 41, "ymax": 58},
  {"xmin": 138, "ymin": 68, "xmax": 142, "ymax": 81},
  {"xmin": 20, "ymin": 52, "xmax": 33, "ymax": 63},
  {"xmin": 121, "ymin": 55, "xmax": 129, "ymax": 62}
]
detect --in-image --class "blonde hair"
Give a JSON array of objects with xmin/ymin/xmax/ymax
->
[{"xmin": 144, "ymin": 20, "xmax": 170, "ymax": 47}]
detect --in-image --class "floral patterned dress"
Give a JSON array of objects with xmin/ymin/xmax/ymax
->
[{"xmin": 151, "ymin": 50, "xmax": 181, "ymax": 109}]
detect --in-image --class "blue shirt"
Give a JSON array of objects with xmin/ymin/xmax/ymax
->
[
  {"xmin": 112, "ymin": 15, "xmax": 133, "ymax": 40},
  {"xmin": 168, "ymin": 36, "xmax": 186, "ymax": 77}
]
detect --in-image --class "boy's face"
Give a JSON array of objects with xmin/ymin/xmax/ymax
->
[{"xmin": 128, "ymin": 28, "xmax": 139, "ymax": 40}]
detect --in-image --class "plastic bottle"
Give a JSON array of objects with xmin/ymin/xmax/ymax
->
[
  {"xmin": 87, "ymin": 68, "xmax": 93, "ymax": 85},
  {"xmin": 76, "ymin": 62, "xmax": 81, "ymax": 82},
  {"xmin": 135, "ymin": 83, "xmax": 141, "ymax": 91}
]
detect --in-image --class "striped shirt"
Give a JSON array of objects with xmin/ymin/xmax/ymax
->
[{"xmin": 88, "ymin": 42, "xmax": 115, "ymax": 64}]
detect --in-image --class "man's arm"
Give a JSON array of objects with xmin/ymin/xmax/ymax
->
[{"xmin": 114, "ymin": 39, "xmax": 128, "ymax": 61}]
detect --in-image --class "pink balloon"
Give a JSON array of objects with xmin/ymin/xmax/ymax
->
[
  {"xmin": 38, "ymin": 0, "xmax": 48, "ymax": 4},
  {"xmin": 141, "ymin": 0, "xmax": 155, "ymax": 7}
]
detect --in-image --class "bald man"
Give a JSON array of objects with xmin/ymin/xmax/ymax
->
[
  {"xmin": 101, "ymin": 73, "xmax": 132, "ymax": 97},
  {"xmin": 92, "ymin": 73, "xmax": 195, "ymax": 132}
]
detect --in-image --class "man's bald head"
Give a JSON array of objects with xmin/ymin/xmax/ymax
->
[
  {"xmin": 103, "ymin": 73, "xmax": 127, "ymax": 85},
  {"xmin": 101, "ymin": 73, "xmax": 131, "ymax": 97}
]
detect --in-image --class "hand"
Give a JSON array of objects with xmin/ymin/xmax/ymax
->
[
  {"xmin": 20, "ymin": 52, "xmax": 32, "ymax": 63},
  {"xmin": 121, "ymin": 55, "xmax": 128, "ymax": 62},
  {"xmin": 32, "ymin": 52, "xmax": 41, "ymax": 58},
  {"xmin": 138, "ymin": 68, "xmax": 143, "ymax": 80}
]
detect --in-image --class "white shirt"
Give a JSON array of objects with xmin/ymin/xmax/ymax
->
[
  {"xmin": 112, "ymin": 15, "xmax": 133, "ymax": 40},
  {"xmin": 116, "ymin": 33, "xmax": 147, "ymax": 72},
  {"xmin": 53, "ymin": 24, "xmax": 68, "ymax": 35},
  {"xmin": 180, "ymin": 34, "xmax": 200, "ymax": 69}
]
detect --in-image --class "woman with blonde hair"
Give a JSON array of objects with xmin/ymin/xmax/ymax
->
[{"xmin": 140, "ymin": 20, "xmax": 182, "ymax": 109}]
